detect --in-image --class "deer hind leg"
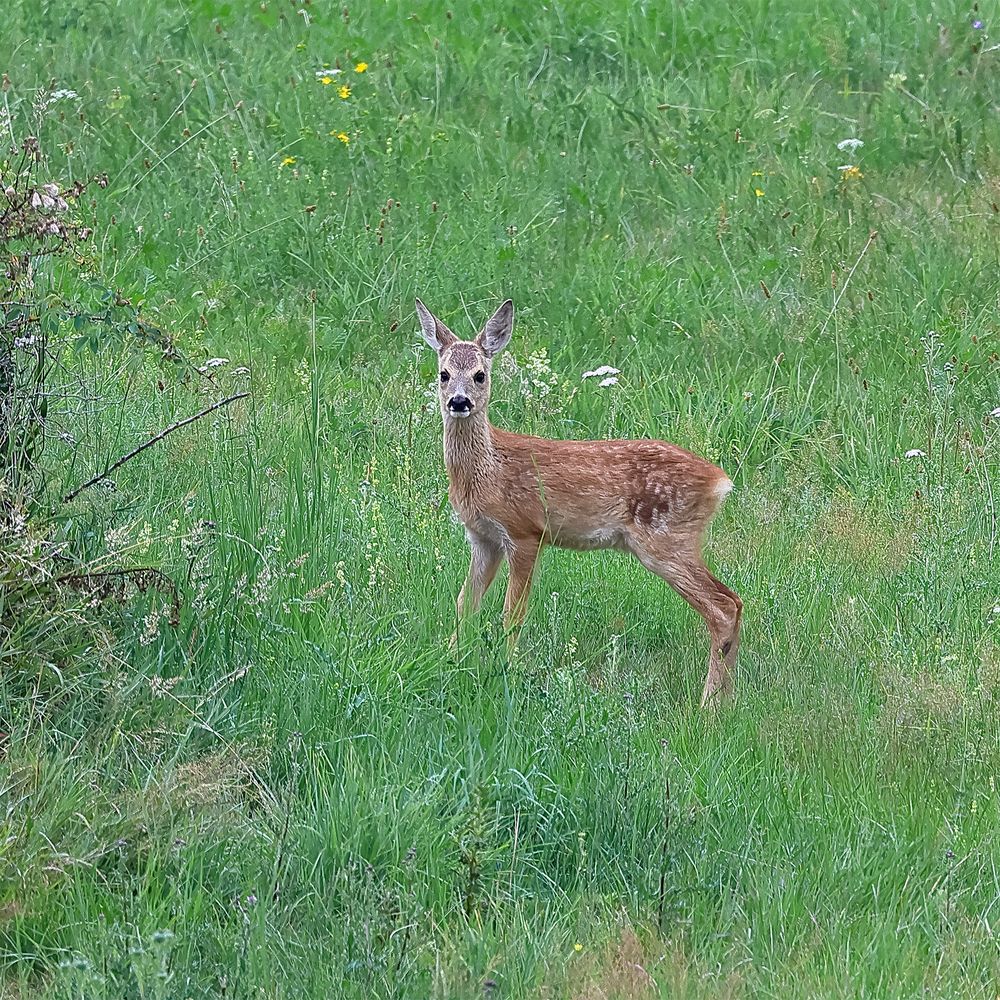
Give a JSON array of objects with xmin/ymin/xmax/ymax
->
[
  {"xmin": 632, "ymin": 541, "xmax": 741, "ymax": 707},
  {"xmin": 450, "ymin": 536, "xmax": 504, "ymax": 648},
  {"xmin": 709, "ymin": 572, "xmax": 743, "ymax": 682},
  {"xmin": 503, "ymin": 540, "xmax": 541, "ymax": 653}
]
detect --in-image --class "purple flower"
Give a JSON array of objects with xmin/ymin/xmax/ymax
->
[{"xmin": 972, "ymin": 19, "xmax": 983, "ymax": 29}]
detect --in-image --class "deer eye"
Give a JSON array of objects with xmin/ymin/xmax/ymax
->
[
  {"xmin": 440, "ymin": 370, "xmax": 450, "ymax": 383},
  {"xmin": 473, "ymin": 371, "xmax": 486, "ymax": 384}
]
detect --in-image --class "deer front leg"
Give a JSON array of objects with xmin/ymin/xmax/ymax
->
[
  {"xmin": 450, "ymin": 536, "xmax": 503, "ymax": 648},
  {"xmin": 503, "ymin": 541, "xmax": 540, "ymax": 653}
]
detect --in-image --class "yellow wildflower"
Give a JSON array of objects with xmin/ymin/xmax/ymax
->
[
  {"xmin": 754, "ymin": 188, "xmax": 765, "ymax": 197},
  {"xmin": 751, "ymin": 170, "xmax": 764, "ymax": 177},
  {"xmin": 338, "ymin": 85, "xmax": 351, "ymax": 99},
  {"xmin": 839, "ymin": 164, "xmax": 864, "ymax": 180},
  {"xmin": 573, "ymin": 943, "xmax": 583, "ymax": 953},
  {"xmin": 354, "ymin": 62, "xmax": 368, "ymax": 73},
  {"xmin": 332, "ymin": 132, "xmax": 350, "ymax": 145},
  {"xmin": 280, "ymin": 156, "xmax": 296, "ymax": 167},
  {"xmin": 320, "ymin": 75, "xmax": 334, "ymax": 86}
]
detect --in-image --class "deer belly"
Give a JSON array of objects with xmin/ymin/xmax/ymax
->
[{"xmin": 548, "ymin": 522, "xmax": 629, "ymax": 551}]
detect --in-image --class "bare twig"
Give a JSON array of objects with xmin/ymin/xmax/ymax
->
[{"xmin": 62, "ymin": 392, "xmax": 249, "ymax": 502}]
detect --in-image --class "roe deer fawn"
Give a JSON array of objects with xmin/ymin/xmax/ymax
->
[{"xmin": 415, "ymin": 297, "xmax": 742, "ymax": 706}]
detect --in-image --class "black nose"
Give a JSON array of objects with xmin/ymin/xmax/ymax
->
[{"xmin": 448, "ymin": 395, "xmax": 472, "ymax": 412}]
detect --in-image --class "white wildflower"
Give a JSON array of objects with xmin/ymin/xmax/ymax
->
[
  {"xmin": 4, "ymin": 509, "xmax": 27, "ymax": 537},
  {"xmin": 105, "ymin": 524, "xmax": 131, "ymax": 554},
  {"xmin": 836, "ymin": 138, "xmax": 864, "ymax": 152},
  {"xmin": 904, "ymin": 449, "xmax": 926, "ymax": 458},
  {"xmin": 598, "ymin": 376, "xmax": 618, "ymax": 387},
  {"xmin": 496, "ymin": 353, "xmax": 519, "ymax": 382},
  {"xmin": 136, "ymin": 521, "xmax": 153, "ymax": 555},
  {"xmin": 497, "ymin": 349, "xmax": 569, "ymax": 414},
  {"xmin": 140, "ymin": 609, "xmax": 162, "ymax": 647},
  {"xmin": 989, "ymin": 406, "xmax": 1000, "ymax": 419},
  {"xmin": 837, "ymin": 164, "xmax": 859, "ymax": 172},
  {"xmin": 58, "ymin": 957, "xmax": 91, "ymax": 971},
  {"xmin": 49, "ymin": 89, "xmax": 78, "ymax": 101},
  {"xmin": 523, "ymin": 348, "xmax": 558, "ymax": 397},
  {"xmin": 315, "ymin": 68, "xmax": 342, "ymax": 77},
  {"xmin": 203, "ymin": 357, "xmax": 230, "ymax": 368},
  {"xmin": 148, "ymin": 674, "xmax": 178, "ymax": 695},
  {"xmin": 582, "ymin": 365, "xmax": 620, "ymax": 380},
  {"xmin": 251, "ymin": 564, "xmax": 274, "ymax": 605}
]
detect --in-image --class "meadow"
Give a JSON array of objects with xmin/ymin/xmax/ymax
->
[{"xmin": 1, "ymin": 0, "xmax": 999, "ymax": 997}]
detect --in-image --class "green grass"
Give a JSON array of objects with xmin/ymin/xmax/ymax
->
[{"xmin": 2, "ymin": 0, "xmax": 1000, "ymax": 996}]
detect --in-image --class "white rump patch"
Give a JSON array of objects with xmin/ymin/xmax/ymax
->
[{"xmin": 714, "ymin": 478, "xmax": 734, "ymax": 500}]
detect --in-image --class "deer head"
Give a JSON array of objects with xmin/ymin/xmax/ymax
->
[{"xmin": 415, "ymin": 298, "xmax": 514, "ymax": 422}]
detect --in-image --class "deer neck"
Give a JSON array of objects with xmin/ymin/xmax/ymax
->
[{"xmin": 443, "ymin": 411, "xmax": 496, "ymax": 503}]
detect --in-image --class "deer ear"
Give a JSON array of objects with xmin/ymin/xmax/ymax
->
[
  {"xmin": 476, "ymin": 299, "xmax": 514, "ymax": 357},
  {"xmin": 415, "ymin": 298, "xmax": 457, "ymax": 352}
]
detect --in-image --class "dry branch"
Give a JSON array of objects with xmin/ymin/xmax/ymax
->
[{"xmin": 62, "ymin": 391, "xmax": 249, "ymax": 502}]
